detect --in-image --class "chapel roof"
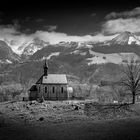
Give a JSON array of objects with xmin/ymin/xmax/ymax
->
[
  {"xmin": 29, "ymin": 85, "xmax": 38, "ymax": 91},
  {"xmin": 36, "ymin": 74, "xmax": 68, "ymax": 84}
]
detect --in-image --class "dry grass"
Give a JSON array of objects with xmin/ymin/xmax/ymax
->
[{"xmin": 1, "ymin": 101, "xmax": 140, "ymax": 140}]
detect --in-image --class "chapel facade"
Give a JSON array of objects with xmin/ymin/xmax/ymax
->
[{"xmin": 29, "ymin": 60, "xmax": 70, "ymax": 100}]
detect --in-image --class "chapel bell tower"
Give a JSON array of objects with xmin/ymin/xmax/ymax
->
[{"xmin": 43, "ymin": 60, "xmax": 48, "ymax": 76}]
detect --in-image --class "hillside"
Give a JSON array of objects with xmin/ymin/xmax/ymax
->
[{"xmin": 0, "ymin": 41, "xmax": 20, "ymax": 63}]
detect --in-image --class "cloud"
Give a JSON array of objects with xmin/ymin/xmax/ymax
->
[
  {"xmin": 22, "ymin": 28, "xmax": 32, "ymax": 34},
  {"xmin": 0, "ymin": 24, "xmax": 115, "ymax": 44},
  {"xmin": 12, "ymin": 19, "xmax": 21, "ymax": 30},
  {"xmin": 0, "ymin": 25, "xmax": 20, "ymax": 35},
  {"xmin": 105, "ymin": 7, "xmax": 140, "ymax": 20},
  {"xmin": 102, "ymin": 17, "xmax": 140, "ymax": 34},
  {"xmin": 32, "ymin": 31, "xmax": 116, "ymax": 44},
  {"xmin": 0, "ymin": 25, "xmax": 115, "ymax": 44},
  {"xmin": 43, "ymin": 25, "xmax": 58, "ymax": 31},
  {"xmin": 25, "ymin": 17, "xmax": 32, "ymax": 22},
  {"xmin": 0, "ymin": 22, "xmax": 117, "ymax": 54},
  {"xmin": 35, "ymin": 18, "xmax": 44, "ymax": 22},
  {"xmin": 102, "ymin": 7, "xmax": 140, "ymax": 34},
  {"xmin": 24, "ymin": 17, "xmax": 44, "ymax": 23},
  {"xmin": 0, "ymin": 24, "xmax": 33, "ymax": 51}
]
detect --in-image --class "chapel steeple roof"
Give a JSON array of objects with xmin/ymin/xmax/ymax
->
[{"xmin": 43, "ymin": 59, "xmax": 48, "ymax": 76}]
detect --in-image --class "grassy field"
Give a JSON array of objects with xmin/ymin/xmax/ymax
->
[{"xmin": 0, "ymin": 101, "xmax": 140, "ymax": 140}]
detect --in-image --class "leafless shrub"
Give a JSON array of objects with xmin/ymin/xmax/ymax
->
[{"xmin": 121, "ymin": 59, "xmax": 140, "ymax": 104}]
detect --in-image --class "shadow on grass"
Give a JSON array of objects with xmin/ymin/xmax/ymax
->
[{"xmin": 1, "ymin": 116, "xmax": 140, "ymax": 140}]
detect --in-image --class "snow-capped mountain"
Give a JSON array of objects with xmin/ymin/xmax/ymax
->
[
  {"xmin": 19, "ymin": 38, "xmax": 49, "ymax": 56},
  {"xmin": 55, "ymin": 41, "xmax": 79, "ymax": 48},
  {"xmin": 1, "ymin": 31, "xmax": 140, "ymax": 64},
  {"xmin": 3, "ymin": 37, "xmax": 49, "ymax": 56},
  {"xmin": 109, "ymin": 31, "xmax": 140, "ymax": 45},
  {"xmin": 0, "ymin": 40, "xmax": 20, "ymax": 63}
]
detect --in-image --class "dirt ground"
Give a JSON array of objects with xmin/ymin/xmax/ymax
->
[{"xmin": 1, "ymin": 101, "xmax": 140, "ymax": 140}]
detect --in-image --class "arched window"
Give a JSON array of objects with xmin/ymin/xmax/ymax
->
[
  {"xmin": 38, "ymin": 86, "xmax": 40, "ymax": 92},
  {"xmin": 61, "ymin": 87, "xmax": 64, "ymax": 93},
  {"xmin": 45, "ymin": 87, "xmax": 47, "ymax": 93},
  {"xmin": 52, "ymin": 87, "xmax": 55, "ymax": 93}
]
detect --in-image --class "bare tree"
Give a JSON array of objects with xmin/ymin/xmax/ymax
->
[{"xmin": 121, "ymin": 59, "xmax": 140, "ymax": 104}]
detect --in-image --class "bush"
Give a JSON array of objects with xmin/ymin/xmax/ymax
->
[{"xmin": 0, "ymin": 83, "xmax": 23, "ymax": 102}]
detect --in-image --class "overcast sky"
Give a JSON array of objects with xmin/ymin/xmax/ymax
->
[{"xmin": 0, "ymin": 0, "xmax": 140, "ymax": 46}]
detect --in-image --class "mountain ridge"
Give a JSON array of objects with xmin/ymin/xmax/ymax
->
[
  {"xmin": 0, "ymin": 40, "xmax": 20, "ymax": 63},
  {"xmin": 109, "ymin": 31, "xmax": 140, "ymax": 45},
  {"xmin": 1, "ymin": 31, "xmax": 140, "ymax": 56},
  {"xmin": 0, "ymin": 31, "xmax": 140, "ymax": 64}
]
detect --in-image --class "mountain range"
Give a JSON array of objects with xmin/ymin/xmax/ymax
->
[{"xmin": 0, "ymin": 31, "xmax": 140, "ymax": 85}]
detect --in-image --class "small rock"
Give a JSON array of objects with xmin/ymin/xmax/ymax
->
[
  {"xmin": 29, "ymin": 102, "xmax": 32, "ymax": 105},
  {"xmin": 53, "ymin": 106, "xmax": 57, "ymax": 108},
  {"xmin": 11, "ymin": 108, "xmax": 14, "ymax": 111},
  {"xmin": 74, "ymin": 105, "xmax": 79, "ymax": 110},
  {"xmin": 39, "ymin": 117, "xmax": 44, "ymax": 121},
  {"xmin": 26, "ymin": 106, "xmax": 29, "ymax": 109}
]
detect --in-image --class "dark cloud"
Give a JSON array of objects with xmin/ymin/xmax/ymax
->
[
  {"xmin": 21, "ymin": 28, "xmax": 32, "ymax": 34},
  {"xmin": 0, "ymin": 11, "xmax": 4, "ymax": 23},
  {"xmin": 24, "ymin": 17, "xmax": 32, "ymax": 22},
  {"xmin": 43, "ymin": 25, "xmax": 57, "ymax": 31},
  {"xmin": 12, "ymin": 19, "xmax": 20, "ymax": 28},
  {"xmin": 36, "ymin": 18, "xmax": 44, "ymax": 22},
  {"xmin": 91, "ymin": 13, "xmax": 96, "ymax": 17},
  {"xmin": 105, "ymin": 7, "xmax": 140, "ymax": 20},
  {"xmin": 24, "ymin": 17, "xmax": 42, "ymax": 23}
]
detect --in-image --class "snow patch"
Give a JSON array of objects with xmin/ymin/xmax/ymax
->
[
  {"xmin": 128, "ymin": 36, "xmax": 140, "ymax": 45},
  {"xmin": 4, "ymin": 38, "xmax": 33, "ymax": 55},
  {"xmin": 6, "ymin": 59, "xmax": 12, "ymax": 64},
  {"xmin": 0, "ymin": 59, "xmax": 13, "ymax": 64},
  {"xmin": 71, "ymin": 50, "xmax": 80, "ymax": 54},
  {"xmin": 43, "ymin": 52, "xmax": 60, "ymax": 60},
  {"xmin": 70, "ymin": 50, "xmax": 86, "ymax": 56},
  {"xmin": 110, "ymin": 31, "xmax": 140, "ymax": 45}
]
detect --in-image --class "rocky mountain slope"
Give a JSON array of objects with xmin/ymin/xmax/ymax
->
[
  {"xmin": 109, "ymin": 31, "xmax": 140, "ymax": 45},
  {"xmin": 20, "ymin": 38, "xmax": 49, "ymax": 56},
  {"xmin": 0, "ymin": 40, "xmax": 20, "ymax": 63}
]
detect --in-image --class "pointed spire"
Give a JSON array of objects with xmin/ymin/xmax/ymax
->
[
  {"xmin": 43, "ymin": 59, "xmax": 48, "ymax": 76},
  {"xmin": 44, "ymin": 59, "xmax": 48, "ymax": 68}
]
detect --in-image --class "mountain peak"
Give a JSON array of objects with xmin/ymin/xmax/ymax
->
[
  {"xmin": 21, "ymin": 38, "xmax": 49, "ymax": 56},
  {"xmin": 122, "ymin": 31, "xmax": 133, "ymax": 36},
  {"xmin": 110, "ymin": 31, "xmax": 140, "ymax": 45}
]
